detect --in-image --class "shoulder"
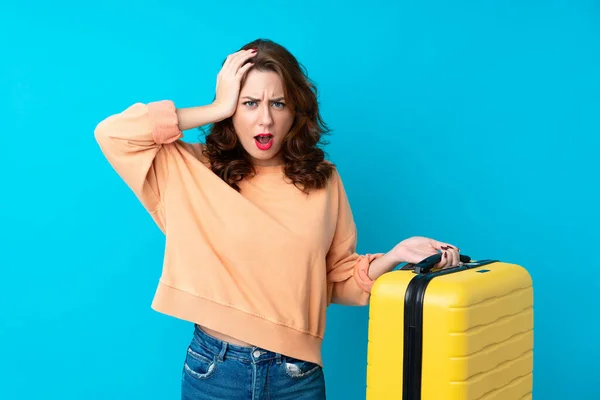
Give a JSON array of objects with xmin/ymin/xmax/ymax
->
[
  {"xmin": 174, "ymin": 141, "xmax": 211, "ymax": 166},
  {"xmin": 322, "ymin": 161, "xmax": 346, "ymax": 194},
  {"xmin": 322, "ymin": 160, "xmax": 338, "ymax": 177},
  {"xmin": 324, "ymin": 160, "xmax": 342, "ymax": 181}
]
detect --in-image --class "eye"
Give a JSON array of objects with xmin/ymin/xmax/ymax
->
[
  {"xmin": 272, "ymin": 101, "xmax": 285, "ymax": 109},
  {"xmin": 243, "ymin": 101, "xmax": 257, "ymax": 107}
]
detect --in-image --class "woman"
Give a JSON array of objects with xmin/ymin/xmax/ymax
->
[{"xmin": 95, "ymin": 38, "xmax": 461, "ymax": 399}]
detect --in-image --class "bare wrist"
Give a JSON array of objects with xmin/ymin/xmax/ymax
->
[
  {"xmin": 209, "ymin": 102, "xmax": 234, "ymax": 121},
  {"xmin": 176, "ymin": 103, "xmax": 231, "ymax": 131},
  {"xmin": 367, "ymin": 252, "xmax": 400, "ymax": 280}
]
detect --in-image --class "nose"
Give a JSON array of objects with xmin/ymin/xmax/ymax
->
[{"xmin": 259, "ymin": 102, "xmax": 273, "ymax": 127}]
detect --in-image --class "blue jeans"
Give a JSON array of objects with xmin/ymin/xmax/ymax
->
[{"xmin": 181, "ymin": 324, "xmax": 327, "ymax": 399}]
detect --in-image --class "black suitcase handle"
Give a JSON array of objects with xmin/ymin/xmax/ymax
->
[{"xmin": 402, "ymin": 253, "xmax": 472, "ymax": 274}]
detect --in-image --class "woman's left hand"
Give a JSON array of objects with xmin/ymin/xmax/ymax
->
[{"xmin": 389, "ymin": 236, "xmax": 461, "ymax": 269}]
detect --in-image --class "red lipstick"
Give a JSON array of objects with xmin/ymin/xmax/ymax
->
[{"xmin": 254, "ymin": 133, "xmax": 274, "ymax": 150}]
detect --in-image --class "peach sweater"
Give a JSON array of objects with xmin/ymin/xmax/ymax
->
[{"xmin": 94, "ymin": 100, "xmax": 382, "ymax": 366}]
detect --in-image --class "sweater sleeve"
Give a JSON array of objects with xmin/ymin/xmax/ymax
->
[
  {"xmin": 94, "ymin": 100, "xmax": 183, "ymax": 217},
  {"xmin": 325, "ymin": 171, "xmax": 384, "ymax": 306}
]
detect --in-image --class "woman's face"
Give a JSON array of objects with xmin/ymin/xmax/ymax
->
[{"xmin": 232, "ymin": 69, "xmax": 294, "ymax": 166}]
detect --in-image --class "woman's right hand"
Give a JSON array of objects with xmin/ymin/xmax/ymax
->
[
  {"xmin": 173, "ymin": 49, "xmax": 256, "ymax": 131},
  {"xmin": 213, "ymin": 48, "xmax": 257, "ymax": 119}
]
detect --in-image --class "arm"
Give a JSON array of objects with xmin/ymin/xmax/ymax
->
[
  {"xmin": 324, "ymin": 176, "xmax": 464, "ymax": 306},
  {"xmin": 325, "ymin": 171, "xmax": 385, "ymax": 306},
  {"xmin": 94, "ymin": 101, "xmax": 227, "ymax": 216},
  {"xmin": 176, "ymin": 104, "xmax": 230, "ymax": 131},
  {"xmin": 367, "ymin": 252, "xmax": 401, "ymax": 280},
  {"xmin": 94, "ymin": 48, "xmax": 257, "ymax": 218}
]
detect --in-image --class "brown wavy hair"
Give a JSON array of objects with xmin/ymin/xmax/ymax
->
[{"xmin": 201, "ymin": 39, "xmax": 335, "ymax": 193}]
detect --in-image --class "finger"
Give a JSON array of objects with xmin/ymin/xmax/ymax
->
[
  {"xmin": 235, "ymin": 61, "xmax": 254, "ymax": 80},
  {"xmin": 437, "ymin": 243, "xmax": 461, "ymax": 267},
  {"xmin": 225, "ymin": 49, "xmax": 257, "ymax": 74},
  {"xmin": 220, "ymin": 50, "xmax": 246, "ymax": 75},
  {"xmin": 436, "ymin": 250, "xmax": 450, "ymax": 269},
  {"xmin": 439, "ymin": 251, "xmax": 450, "ymax": 269},
  {"xmin": 438, "ymin": 242, "xmax": 459, "ymax": 252},
  {"xmin": 448, "ymin": 248, "xmax": 460, "ymax": 268},
  {"xmin": 235, "ymin": 49, "xmax": 258, "ymax": 70},
  {"xmin": 432, "ymin": 240, "xmax": 452, "ymax": 252},
  {"xmin": 221, "ymin": 53, "xmax": 237, "ymax": 71}
]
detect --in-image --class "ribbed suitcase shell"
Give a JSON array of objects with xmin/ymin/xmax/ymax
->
[{"xmin": 366, "ymin": 261, "xmax": 533, "ymax": 400}]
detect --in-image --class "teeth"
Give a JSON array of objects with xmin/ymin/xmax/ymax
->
[{"xmin": 255, "ymin": 135, "xmax": 273, "ymax": 144}]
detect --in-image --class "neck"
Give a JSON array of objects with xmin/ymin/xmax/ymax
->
[
  {"xmin": 252, "ymin": 156, "xmax": 284, "ymax": 174},
  {"xmin": 252, "ymin": 155, "xmax": 283, "ymax": 167}
]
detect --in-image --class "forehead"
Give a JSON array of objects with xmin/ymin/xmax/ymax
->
[{"xmin": 240, "ymin": 69, "xmax": 284, "ymax": 96}]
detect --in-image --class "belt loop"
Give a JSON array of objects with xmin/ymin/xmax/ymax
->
[
  {"xmin": 217, "ymin": 341, "xmax": 228, "ymax": 362},
  {"xmin": 276, "ymin": 353, "xmax": 282, "ymax": 365}
]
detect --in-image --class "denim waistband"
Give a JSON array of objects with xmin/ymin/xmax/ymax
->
[{"xmin": 193, "ymin": 324, "xmax": 283, "ymax": 364}]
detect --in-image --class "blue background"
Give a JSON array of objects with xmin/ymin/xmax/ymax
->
[{"xmin": 1, "ymin": 1, "xmax": 599, "ymax": 399}]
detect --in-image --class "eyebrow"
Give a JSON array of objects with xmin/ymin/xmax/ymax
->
[{"xmin": 241, "ymin": 96, "xmax": 285, "ymax": 102}]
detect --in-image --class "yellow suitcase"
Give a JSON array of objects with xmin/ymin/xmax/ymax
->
[{"xmin": 366, "ymin": 253, "xmax": 533, "ymax": 400}]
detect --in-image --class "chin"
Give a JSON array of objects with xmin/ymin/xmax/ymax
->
[
  {"xmin": 243, "ymin": 140, "xmax": 282, "ymax": 161},
  {"xmin": 251, "ymin": 149, "xmax": 280, "ymax": 160},
  {"xmin": 251, "ymin": 152, "xmax": 272, "ymax": 160}
]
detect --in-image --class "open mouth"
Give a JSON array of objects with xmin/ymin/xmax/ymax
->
[{"xmin": 254, "ymin": 134, "xmax": 274, "ymax": 150}]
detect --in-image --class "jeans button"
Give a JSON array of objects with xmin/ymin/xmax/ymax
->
[{"xmin": 253, "ymin": 350, "xmax": 261, "ymax": 358}]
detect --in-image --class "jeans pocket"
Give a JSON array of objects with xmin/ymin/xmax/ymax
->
[
  {"xmin": 183, "ymin": 344, "xmax": 218, "ymax": 380},
  {"xmin": 281, "ymin": 356, "xmax": 321, "ymax": 379}
]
